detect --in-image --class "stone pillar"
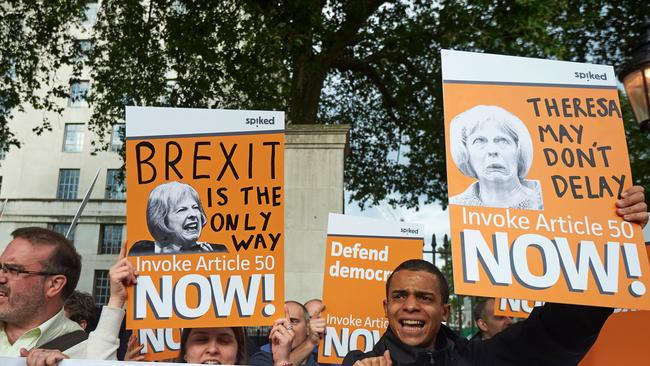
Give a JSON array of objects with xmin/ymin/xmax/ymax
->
[{"xmin": 284, "ymin": 124, "xmax": 350, "ymax": 302}]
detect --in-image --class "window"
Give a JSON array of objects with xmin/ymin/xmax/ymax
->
[
  {"xmin": 93, "ymin": 270, "xmax": 110, "ymax": 306},
  {"xmin": 69, "ymin": 80, "xmax": 90, "ymax": 107},
  {"xmin": 63, "ymin": 124, "xmax": 85, "ymax": 152},
  {"xmin": 83, "ymin": 2, "xmax": 99, "ymax": 27},
  {"xmin": 51, "ymin": 223, "xmax": 75, "ymax": 242},
  {"xmin": 99, "ymin": 224, "xmax": 123, "ymax": 254},
  {"xmin": 110, "ymin": 124, "xmax": 125, "ymax": 152},
  {"xmin": 105, "ymin": 169, "xmax": 126, "ymax": 200},
  {"xmin": 74, "ymin": 40, "xmax": 92, "ymax": 63},
  {"xmin": 57, "ymin": 169, "xmax": 80, "ymax": 200}
]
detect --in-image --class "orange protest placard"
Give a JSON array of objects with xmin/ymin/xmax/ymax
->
[
  {"xmin": 125, "ymin": 107, "xmax": 284, "ymax": 329},
  {"xmin": 318, "ymin": 214, "xmax": 423, "ymax": 364},
  {"xmin": 137, "ymin": 328, "xmax": 181, "ymax": 362},
  {"xmin": 441, "ymin": 50, "xmax": 650, "ymax": 309},
  {"xmin": 579, "ymin": 309, "xmax": 650, "ymax": 365},
  {"xmin": 493, "ymin": 298, "xmax": 544, "ymax": 319}
]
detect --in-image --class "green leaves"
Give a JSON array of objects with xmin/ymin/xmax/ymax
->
[
  {"xmin": 2, "ymin": 0, "xmax": 650, "ymax": 210},
  {"xmin": 0, "ymin": 0, "xmax": 86, "ymax": 147}
]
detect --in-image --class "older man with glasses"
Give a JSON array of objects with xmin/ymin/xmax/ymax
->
[{"xmin": 0, "ymin": 227, "xmax": 128, "ymax": 363}]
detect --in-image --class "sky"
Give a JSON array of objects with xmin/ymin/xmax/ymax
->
[{"xmin": 344, "ymin": 193, "xmax": 451, "ymax": 266}]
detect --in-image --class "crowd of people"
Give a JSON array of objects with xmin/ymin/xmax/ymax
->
[{"xmin": 0, "ymin": 185, "xmax": 647, "ymax": 366}]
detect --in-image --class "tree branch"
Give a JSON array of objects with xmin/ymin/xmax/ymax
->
[
  {"xmin": 322, "ymin": 0, "xmax": 392, "ymax": 62},
  {"xmin": 333, "ymin": 57, "xmax": 398, "ymax": 116}
]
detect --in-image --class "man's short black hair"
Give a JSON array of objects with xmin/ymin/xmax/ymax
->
[
  {"xmin": 11, "ymin": 227, "xmax": 81, "ymax": 299},
  {"xmin": 64, "ymin": 291, "xmax": 96, "ymax": 330},
  {"xmin": 385, "ymin": 259, "xmax": 449, "ymax": 304}
]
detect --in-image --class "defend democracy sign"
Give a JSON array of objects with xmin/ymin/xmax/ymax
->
[
  {"xmin": 125, "ymin": 107, "xmax": 284, "ymax": 329},
  {"xmin": 319, "ymin": 213, "xmax": 423, "ymax": 364},
  {"xmin": 441, "ymin": 50, "xmax": 650, "ymax": 309}
]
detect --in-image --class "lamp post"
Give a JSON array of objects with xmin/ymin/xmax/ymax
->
[{"xmin": 618, "ymin": 19, "xmax": 650, "ymax": 130}]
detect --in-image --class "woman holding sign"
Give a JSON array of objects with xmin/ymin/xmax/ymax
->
[
  {"xmin": 129, "ymin": 181, "xmax": 228, "ymax": 255},
  {"xmin": 449, "ymin": 105, "xmax": 543, "ymax": 210},
  {"xmin": 177, "ymin": 316, "xmax": 295, "ymax": 365}
]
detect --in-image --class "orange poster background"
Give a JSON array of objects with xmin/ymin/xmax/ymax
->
[
  {"xmin": 126, "ymin": 132, "xmax": 284, "ymax": 329},
  {"xmin": 579, "ymin": 309, "xmax": 650, "ymax": 365},
  {"xmin": 444, "ymin": 83, "xmax": 650, "ymax": 309},
  {"xmin": 318, "ymin": 235, "xmax": 422, "ymax": 364},
  {"xmin": 493, "ymin": 298, "xmax": 543, "ymax": 318}
]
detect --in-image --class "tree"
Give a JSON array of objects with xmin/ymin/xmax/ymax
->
[
  {"xmin": 0, "ymin": 0, "xmax": 87, "ymax": 150},
  {"xmin": 2, "ymin": 0, "xmax": 650, "ymax": 208},
  {"xmin": 621, "ymin": 93, "xmax": 650, "ymax": 192}
]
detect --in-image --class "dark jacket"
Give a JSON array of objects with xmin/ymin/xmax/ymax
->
[
  {"xmin": 468, "ymin": 331, "xmax": 483, "ymax": 344},
  {"xmin": 127, "ymin": 240, "xmax": 228, "ymax": 256},
  {"xmin": 342, "ymin": 303, "xmax": 612, "ymax": 366}
]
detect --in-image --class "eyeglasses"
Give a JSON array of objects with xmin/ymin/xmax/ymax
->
[{"xmin": 0, "ymin": 262, "xmax": 60, "ymax": 277}]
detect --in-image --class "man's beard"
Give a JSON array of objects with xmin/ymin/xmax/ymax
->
[{"xmin": 0, "ymin": 282, "xmax": 46, "ymax": 323}]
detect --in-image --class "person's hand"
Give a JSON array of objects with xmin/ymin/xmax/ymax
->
[
  {"xmin": 616, "ymin": 185, "xmax": 648, "ymax": 228},
  {"xmin": 124, "ymin": 334, "xmax": 145, "ymax": 362},
  {"xmin": 271, "ymin": 306, "xmax": 295, "ymax": 366},
  {"xmin": 20, "ymin": 348, "xmax": 69, "ymax": 366},
  {"xmin": 308, "ymin": 303, "xmax": 326, "ymax": 345},
  {"xmin": 108, "ymin": 241, "xmax": 138, "ymax": 309},
  {"xmin": 353, "ymin": 350, "xmax": 392, "ymax": 366}
]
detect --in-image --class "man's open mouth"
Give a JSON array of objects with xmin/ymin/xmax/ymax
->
[
  {"xmin": 400, "ymin": 319, "xmax": 425, "ymax": 329},
  {"xmin": 201, "ymin": 360, "xmax": 222, "ymax": 365}
]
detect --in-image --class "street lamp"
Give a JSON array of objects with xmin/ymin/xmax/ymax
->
[{"xmin": 618, "ymin": 19, "xmax": 650, "ymax": 130}]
